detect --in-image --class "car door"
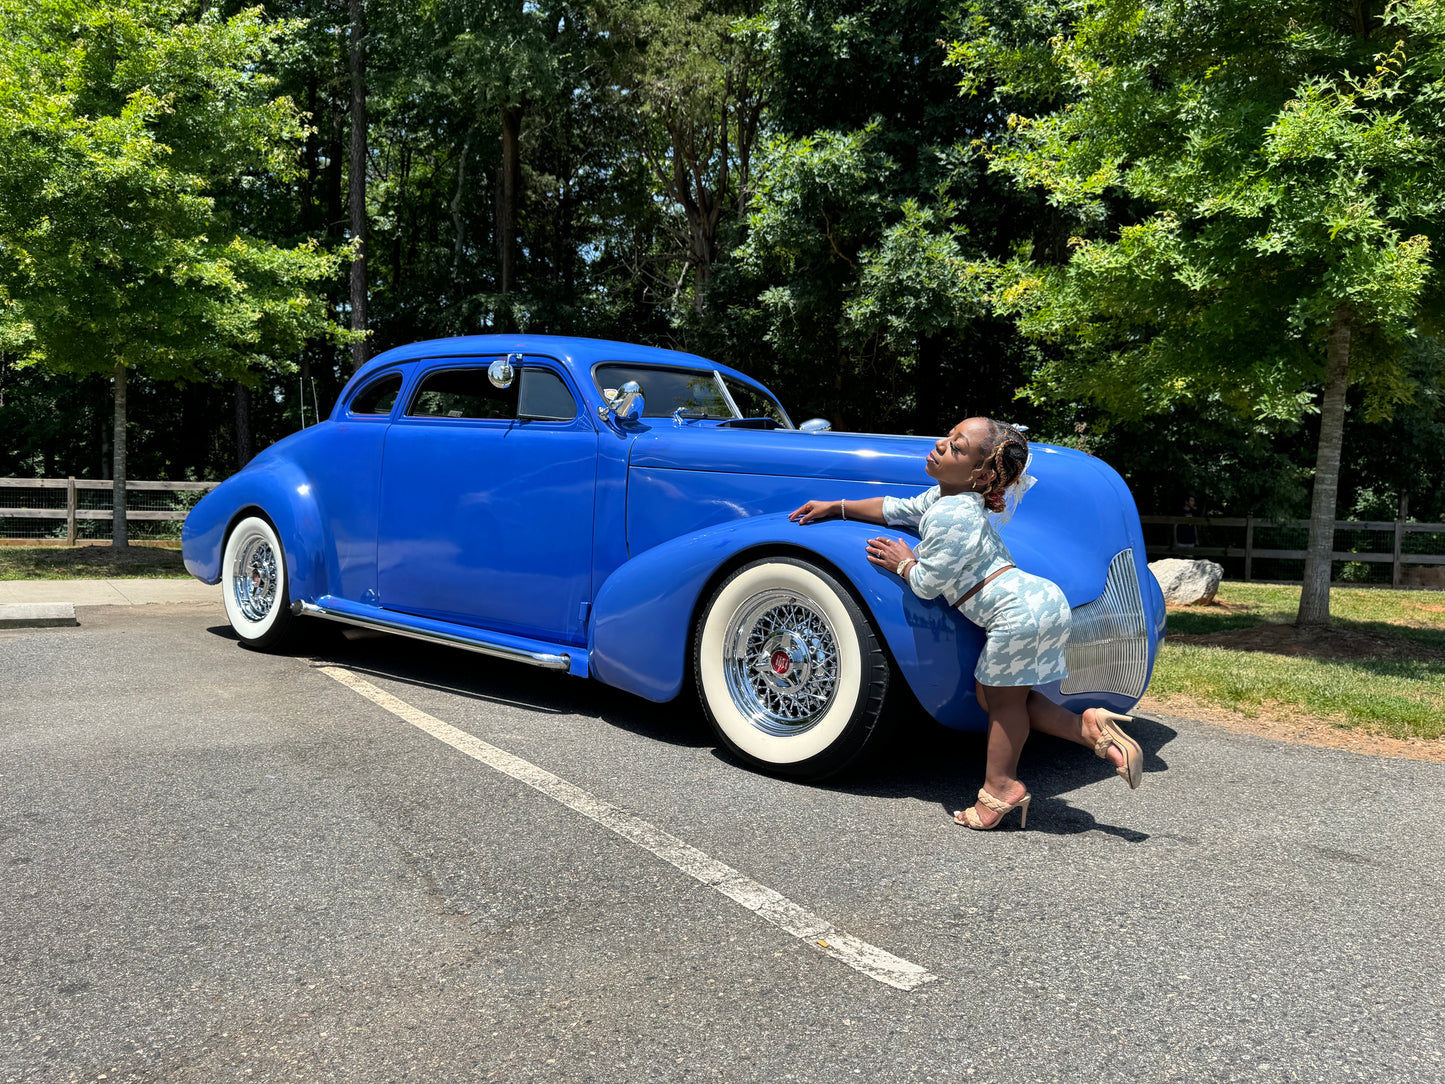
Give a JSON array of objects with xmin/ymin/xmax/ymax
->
[{"xmin": 376, "ymin": 356, "xmax": 598, "ymax": 644}]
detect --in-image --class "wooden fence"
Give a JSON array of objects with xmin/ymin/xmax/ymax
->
[
  {"xmin": 0, "ymin": 477, "xmax": 220, "ymax": 543},
  {"xmin": 1143, "ymin": 515, "xmax": 1445, "ymax": 586}
]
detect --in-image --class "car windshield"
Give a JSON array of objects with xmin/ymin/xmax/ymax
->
[
  {"xmin": 720, "ymin": 375, "xmax": 792, "ymax": 427},
  {"xmin": 594, "ymin": 365, "xmax": 792, "ymax": 427}
]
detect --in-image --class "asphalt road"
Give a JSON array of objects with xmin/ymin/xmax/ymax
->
[{"xmin": 2, "ymin": 604, "xmax": 1443, "ymax": 1083}]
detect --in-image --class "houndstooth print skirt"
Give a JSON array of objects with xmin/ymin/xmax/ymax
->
[{"xmin": 957, "ymin": 568, "xmax": 1071, "ymax": 687}]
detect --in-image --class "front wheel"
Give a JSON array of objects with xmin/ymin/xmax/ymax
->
[
  {"xmin": 693, "ymin": 557, "xmax": 891, "ymax": 781},
  {"xmin": 221, "ymin": 515, "xmax": 294, "ymax": 649}
]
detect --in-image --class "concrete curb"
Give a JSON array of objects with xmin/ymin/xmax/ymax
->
[
  {"xmin": 0, "ymin": 602, "xmax": 79, "ymax": 629},
  {"xmin": 0, "ymin": 579, "xmax": 220, "ymax": 626}
]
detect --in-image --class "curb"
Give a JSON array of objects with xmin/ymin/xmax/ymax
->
[{"xmin": 0, "ymin": 602, "xmax": 79, "ymax": 629}]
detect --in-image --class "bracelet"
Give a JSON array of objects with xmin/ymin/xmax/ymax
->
[
  {"xmin": 896, "ymin": 557, "xmax": 915, "ymax": 578},
  {"xmin": 840, "ymin": 498, "xmax": 846, "ymax": 521}
]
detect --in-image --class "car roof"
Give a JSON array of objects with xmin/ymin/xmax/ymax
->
[{"xmin": 353, "ymin": 335, "xmax": 762, "ymax": 392}]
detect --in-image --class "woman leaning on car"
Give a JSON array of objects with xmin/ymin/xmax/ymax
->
[{"xmin": 790, "ymin": 416, "xmax": 1144, "ymax": 830}]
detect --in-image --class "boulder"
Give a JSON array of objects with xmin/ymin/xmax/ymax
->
[{"xmin": 1149, "ymin": 558, "xmax": 1224, "ymax": 605}]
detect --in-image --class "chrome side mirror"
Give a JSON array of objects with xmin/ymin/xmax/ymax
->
[
  {"xmin": 488, "ymin": 354, "xmax": 519, "ymax": 389},
  {"xmin": 800, "ymin": 417, "xmax": 832, "ymax": 432},
  {"xmin": 599, "ymin": 380, "xmax": 644, "ymax": 425}
]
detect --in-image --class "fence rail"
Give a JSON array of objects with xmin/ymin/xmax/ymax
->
[
  {"xmin": 1142, "ymin": 515, "xmax": 1445, "ymax": 586},
  {"xmin": 0, "ymin": 477, "xmax": 220, "ymax": 543}
]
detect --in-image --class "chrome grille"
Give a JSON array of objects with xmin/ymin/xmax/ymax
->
[{"xmin": 1060, "ymin": 548, "xmax": 1150, "ymax": 699}]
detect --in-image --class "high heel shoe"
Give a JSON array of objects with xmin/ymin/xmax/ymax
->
[
  {"xmin": 1090, "ymin": 709, "xmax": 1143, "ymax": 789},
  {"xmin": 954, "ymin": 788, "xmax": 1031, "ymax": 830}
]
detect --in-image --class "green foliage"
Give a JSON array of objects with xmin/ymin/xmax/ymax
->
[
  {"xmin": 0, "ymin": 0, "xmax": 346, "ymax": 390},
  {"xmin": 951, "ymin": 0, "xmax": 1445, "ymax": 426},
  {"xmin": 714, "ymin": 0, "xmax": 1051, "ymax": 433}
]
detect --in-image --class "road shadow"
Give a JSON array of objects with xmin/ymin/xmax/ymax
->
[
  {"xmin": 813, "ymin": 710, "xmax": 1177, "ymax": 840},
  {"xmin": 210, "ymin": 619, "xmax": 1176, "ymax": 832},
  {"xmin": 218, "ymin": 622, "xmax": 716, "ymax": 751}
]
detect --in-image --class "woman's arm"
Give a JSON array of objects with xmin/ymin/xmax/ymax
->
[{"xmin": 788, "ymin": 497, "xmax": 886, "ymax": 525}]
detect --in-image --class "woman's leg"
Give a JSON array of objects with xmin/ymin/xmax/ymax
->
[
  {"xmin": 963, "ymin": 683, "xmax": 1032, "ymax": 827},
  {"xmin": 1022, "ymin": 691, "xmax": 1126, "ymax": 772}
]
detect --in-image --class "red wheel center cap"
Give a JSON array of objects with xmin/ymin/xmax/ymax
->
[{"xmin": 770, "ymin": 650, "xmax": 791, "ymax": 675}]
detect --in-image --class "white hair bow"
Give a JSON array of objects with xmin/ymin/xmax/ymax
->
[{"xmin": 989, "ymin": 451, "xmax": 1035, "ymax": 529}]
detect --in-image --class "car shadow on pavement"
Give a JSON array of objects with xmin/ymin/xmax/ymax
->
[
  {"xmin": 210, "ymin": 620, "xmax": 1176, "ymax": 833},
  {"xmin": 818, "ymin": 711, "xmax": 1178, "ymax": 841},
  {"xmin": 209, "ymin": 622, "xmax": 717, "ymax": 750}
]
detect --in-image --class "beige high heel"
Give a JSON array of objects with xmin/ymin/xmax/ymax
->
[
  {"xmin": 1090, "ymin": 709, "xmax": 1143, "ymax": 789},
  {"xmin": 954, "ymin": 788, "xmax": 1031, "ymax": 830}
]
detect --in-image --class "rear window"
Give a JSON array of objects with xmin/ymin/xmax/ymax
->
[{"xmin": 349, "ymin": 373, "xmax": 403, "ymax": 416}]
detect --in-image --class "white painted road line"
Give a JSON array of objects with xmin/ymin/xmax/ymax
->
[{"xmin": 319, "ymin": 665, "xmax": 939, "ymax": 992}]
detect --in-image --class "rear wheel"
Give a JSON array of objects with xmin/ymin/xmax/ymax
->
[
  {"xmin": 694, "ymin": 557, "xmax": 890, "ymax": 780},
  {"xmin": 221, "ymin": 515, "xmax": 294, "ymax": 649}
]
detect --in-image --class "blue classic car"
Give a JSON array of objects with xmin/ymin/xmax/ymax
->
[{"xmin": 183, "ymin": 335, "xmax": 1166, "ymax": 780}]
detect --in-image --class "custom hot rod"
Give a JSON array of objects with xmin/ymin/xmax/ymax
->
[{"xmin": 183, "ymin": 335, "xmax": 1166, "ymax": 780}]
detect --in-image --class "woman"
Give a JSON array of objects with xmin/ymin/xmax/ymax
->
[{"xmin": 789, "ymin": 416, "xmax": 1143, "ymax": 830}]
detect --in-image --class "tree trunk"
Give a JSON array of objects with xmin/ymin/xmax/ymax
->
[
  {"xmin": 450, "ymin": 127, "xmax": 475, "ymax": 290},
  {"xmin": 111, "ymin": 363, "xmax": 128, "ymax": 548},
  {"xmin": 348, "ymin": 0, "xmax": 369, "ymax": 371},
  {"xmin": 1297, "ymin": 304, "xmax": 1353, "ymax": 626},
  {"xmin": 234, "ymin": 381, "xmax": 253, "ymax": 469},
  {"xmin": 302, "ymin": 78, "xmax": 320, "ymax": 233},
  {"xmin": 914, "ymin": 334, "xmax": 945, "ymax": 436},
  {"xmin": 496, "ymin": 104, "xmax": 523, "ymax": 308}
]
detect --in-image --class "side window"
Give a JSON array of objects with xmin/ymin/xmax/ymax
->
[
  {"xmin": 408, "ymin": 367, "xmax": 517, "ymax": 420},
  {"xmin": 349, "ymin": 373, "xmax": 403, "ymax": 416},
  {"xmin": 518, "ymin": 368, "xmax": 576, "ymax": 421}
]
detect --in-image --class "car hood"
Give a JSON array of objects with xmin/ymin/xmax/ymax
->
[{"xmin": 627, "ymin": 426, "xmax": 938, "ymax": 485}]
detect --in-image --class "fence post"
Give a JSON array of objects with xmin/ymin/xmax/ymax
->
[
  {"xmin": 66, "ymin": 476, "xmax": 77, "ymax": 546},
  {"xmin": 1394, "ymin": 497, "xmax": 1406, "ymax": 587},
  {"xmin": 1244, "ymin": 516, "xmax": 1254, "ymax": 582}
]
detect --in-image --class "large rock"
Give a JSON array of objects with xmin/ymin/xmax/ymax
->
[{"xmin": 1149, "ymin": 558, "xmax": 1224, "ymax": 605}]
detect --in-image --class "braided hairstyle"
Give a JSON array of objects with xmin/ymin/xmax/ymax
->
[{"xmin": 971, "ymin": 418, "xmax": 1030, "ymax": 514}]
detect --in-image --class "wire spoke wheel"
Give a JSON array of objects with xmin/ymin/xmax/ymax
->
[
  {"xmin": 220, "ymin": 515, "xmax": 293, "ymax": 649},
  {"xmin": 232, "ymin": 535, "xmax": 279, "ymax": 622},
  {"xmin": 722, "ymin": 588, "xmax": 841, "ymax": 736},
  {"xmin": 695, "ymin": 557, "xmax": 890, "ymax": 780}
]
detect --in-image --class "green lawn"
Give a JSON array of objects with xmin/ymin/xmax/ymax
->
[
  {"xmin": 0, "ymin": 543, "xmax": 189, "ymax": 580},
  {"xmin": 1152, "ymin": 583, "xmax": 1445, "ymax": 740}
]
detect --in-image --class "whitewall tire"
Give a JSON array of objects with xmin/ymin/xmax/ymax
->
[
  {"xmin": 694, "ymin": 557, "xmax": 890, "ymax": 780},
  {"xmin": 221, "ymin": 515, "xmax": 294, "ymax": 649}
]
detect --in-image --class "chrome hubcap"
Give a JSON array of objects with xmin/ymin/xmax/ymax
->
[
  {"xmin": 723, "ymin": 589, "xmax": 839, "ymax": 735},
  {"xmin": 232, "ymin": 534, "xmax": 278, "ymax": 622}
]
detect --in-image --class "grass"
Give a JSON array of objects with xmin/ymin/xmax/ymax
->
[
  {"xmin": 1152, "ymin": 582, "xmax": 1445, "ymax": 741},
  {"xmin": 0, "ymin": 541, "xmax": 189, "ymax": 580}
]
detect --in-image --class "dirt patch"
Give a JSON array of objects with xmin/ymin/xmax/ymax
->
[
  {"xmin": 1141, "ymin": 693, "xmax": 1445, "ymax": 763},
  {"xmin": 1167, "ymin": 622, "xmax": 1445, "ymax": 662}
]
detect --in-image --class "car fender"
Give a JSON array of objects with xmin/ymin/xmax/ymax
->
[
  {"xmin": 589, "ymin": 511, "xmax": 998, "ymax": 728},
  {"xmin": 181, "ymin": 457, "xmax": 333, "ymax": 602}
]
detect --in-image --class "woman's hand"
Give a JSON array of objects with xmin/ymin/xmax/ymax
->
[
  {"xmin": 788, "ymin": 500, "xmax": 838, "ymax": 525},
  {"xmin": 866, "ymin": 536, "xmax": 915, "ymax": 574}
]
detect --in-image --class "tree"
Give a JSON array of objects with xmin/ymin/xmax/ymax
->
[
  {"xmin": 716, "ymin": 0, "xmax": 1045, "ymax": 435},
  {"xmin": 952, "ymin": 0, "xmax": 1445, "ymax": 623},
  {"xmin": 594, "ymin": 0, "xmax": 770, "ymax": 318},
  {"xmin": 0, "ymin": 0, "xmax": 345, "ymax": 543},
  {"xmin": 349, "ymin": 0, "xmax": 370, "ymax": 370}
]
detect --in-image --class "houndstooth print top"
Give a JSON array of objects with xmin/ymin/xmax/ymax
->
[{"xmin": 882, "ymin": 486, "xmax": 1014, "ymax": 604}]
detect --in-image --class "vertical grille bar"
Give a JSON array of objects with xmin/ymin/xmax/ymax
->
[{"xmin": 1060, "ymin": 549, "xmax": 1150, "ymax": 699}]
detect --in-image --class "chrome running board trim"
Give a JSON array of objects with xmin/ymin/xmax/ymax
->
[{"xmin": 293, "ymin": 599, "xmax": 572, "ymax": 672}]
